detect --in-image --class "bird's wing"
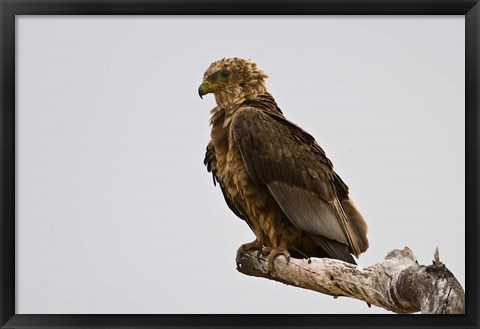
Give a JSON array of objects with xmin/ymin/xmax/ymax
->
[
  {"xmin": 231, "ymin": 107, "xmax": 368, "ymax": 258},
  {"xmin": 204, "ymin": 142, "xmax": 246, "ymax": 221}
]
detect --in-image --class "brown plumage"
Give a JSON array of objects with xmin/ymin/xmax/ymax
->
[{"xmin": 199, "ymin": 58, "xmax": 368, "ymax": 265}]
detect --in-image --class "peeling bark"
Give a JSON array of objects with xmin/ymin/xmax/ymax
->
[{"xmin": 236, "ymin": 246, "xmax": 464, "ymax": 314}]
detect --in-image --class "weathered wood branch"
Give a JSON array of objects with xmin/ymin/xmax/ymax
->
[{"xmin": 236, "ymin": 246, "xmax": 464, "ymax": 314}]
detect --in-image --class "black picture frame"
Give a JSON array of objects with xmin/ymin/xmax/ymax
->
[{"xmin": 1, "ymin": 1, "xmax": 478, "ymax": 328}]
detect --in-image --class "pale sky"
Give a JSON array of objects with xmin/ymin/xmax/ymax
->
[{"xmin": 16, "ymin": 16, "xmax": 464, "ymax": 314}]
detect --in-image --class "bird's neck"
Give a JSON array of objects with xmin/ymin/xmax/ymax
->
[
  {"xmin": 214, "ymin": 81, "xmax": 267, "ymax": 108},
  {"xmin": 209, "ymin": 91, "xmax": 281, "ymax": 134},
  {"xmin": 209, "ymin": 100, "xmax": 244, "ymax": 130}
]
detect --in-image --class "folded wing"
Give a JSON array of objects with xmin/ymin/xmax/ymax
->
[{"xmin": 231, "ymin": 107, "xmax": 368, "ymax": 262}]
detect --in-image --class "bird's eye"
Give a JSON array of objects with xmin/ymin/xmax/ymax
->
[{"xmin": 220, "ymin": 70, "xmax": 230, "ymax": 78}]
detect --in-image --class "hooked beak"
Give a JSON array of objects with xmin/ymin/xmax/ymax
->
[{"xmin": 198, "ymin": 79, "xmax": 217, "ymax": 99}]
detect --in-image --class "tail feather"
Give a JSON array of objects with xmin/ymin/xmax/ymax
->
[{"xmin": 309, "ymin": 235, "xmax": 356, "ymax": 264}]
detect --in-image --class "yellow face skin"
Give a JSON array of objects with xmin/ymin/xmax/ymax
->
[{"xmin": 198, "ymin": 69, "xmax": 231, "ymax": 98}]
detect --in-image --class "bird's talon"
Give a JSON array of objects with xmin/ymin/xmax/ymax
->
[
  {"xmin": 265, "ymin": 247, "xmax": 290, "ymax": 274},
  {"xmin": 255, "ymin": 251, "xmax": 263, "ymax": 263},
  {"xmin": 236, "ymin": 239, "xmax": 262, "ymax": 266}
]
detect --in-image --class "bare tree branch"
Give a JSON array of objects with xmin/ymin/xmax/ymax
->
[{"xmin": 236, "ymin": 246, "xmax": 464, "ymax": 314}]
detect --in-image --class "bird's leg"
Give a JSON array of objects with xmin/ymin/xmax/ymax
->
[
  {"xmin": 236, "ymin": 239, "xmax": 263, "ymax": 267},
  {"xmin": 261, "ymin": 246, "xmax": 291, "ymax": 274}
]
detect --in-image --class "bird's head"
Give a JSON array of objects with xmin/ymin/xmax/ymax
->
[{"xmin": 198, "ymin": 58, "xmax": 268, "ymax": 106}]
